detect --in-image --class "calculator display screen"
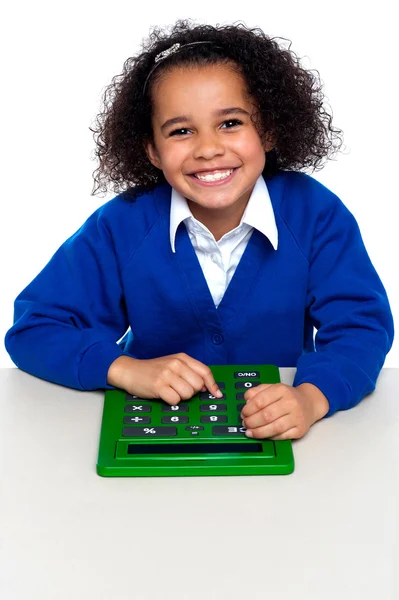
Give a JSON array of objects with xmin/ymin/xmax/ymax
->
[{"xmin": 127, "ymin": 442, "xmax": 263, "ymax": 455}]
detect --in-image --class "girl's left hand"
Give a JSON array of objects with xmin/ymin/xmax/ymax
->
[{"xmin": 240, "ymin": 382, "xmax": 330, "ymax": 440}]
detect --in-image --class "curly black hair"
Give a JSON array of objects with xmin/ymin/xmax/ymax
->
[{"xmin": 89, "ymin": 19, "xmax": 344, "ymax": 199}]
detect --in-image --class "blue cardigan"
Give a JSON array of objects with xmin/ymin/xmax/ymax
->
[{"xmin": 5, "ymin": 171, "xmax": 394, "ymax": 417}]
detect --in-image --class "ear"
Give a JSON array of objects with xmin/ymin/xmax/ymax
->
[
  {"xmin": 144, "ymin": 139, "xmax": 162, "ymax": 170},
  {"xmin": 263, "ymin": 132, "xmax": 276, "ymax": 153}
]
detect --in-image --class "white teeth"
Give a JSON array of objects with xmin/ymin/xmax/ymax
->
[{"xmin": 194, "ymin": 169, "xmax": 233, "ymax": 182}]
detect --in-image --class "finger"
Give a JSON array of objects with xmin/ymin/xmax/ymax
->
[
  {"xmin": 167, "ymin": 372, "xmax": 198, "ymax": 402},
  {"xmin": 170, "ymin": 363, "xmax": 206, "ymax": 397},
  {"xmin": 176, "ymin": 354, "xmax": 223, "ymax": 398},
  {"xmin": 163, "ymin": 356, "xmax": 207, "ymax": 397},
  {"xmin": 241, "ymin": 386, "xmax": 285, "ymax": 418},
  {"xmin": 158, "ymin": 385, "xmax": 183, "ymax": 406},
  {"xmin": 244, "ymin": 383, "xmax": 273, "ymax": 401},
  {"xmin": 245, "ymin": 415, "xmax": 294, "ymax": 440},
  {"xmin": 242, "ymin": 401, "xmax": 289, "ymax": 430},
  {"xmin": 155, "ymin": 363, "xmax": 197, "ymax": 404}
]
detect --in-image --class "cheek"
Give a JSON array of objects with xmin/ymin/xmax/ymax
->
[
  {"xmin": 160, "ymin": 144, "xmax": 187, "ymax": 171},
  {"xmin": 250, "ymin": 138, "xmax": 266, "ymax": 166},
  {"xmin": 234, "ymin": 132, "xmax": 264, "ymax": 156}
]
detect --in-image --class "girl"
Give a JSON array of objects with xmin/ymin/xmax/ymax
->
[{"xmin": 5, "ymin": 20, "xmax": 394, "ymax": 441}]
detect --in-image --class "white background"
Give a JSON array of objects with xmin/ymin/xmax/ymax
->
[{"xmin": 1, "ymin": 0, "xmax": 397, "ymax": 367}]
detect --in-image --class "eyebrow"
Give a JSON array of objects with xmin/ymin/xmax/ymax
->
[{"xmin": 160, "ymin": 107, "xmax": 251, "ymax": 133}]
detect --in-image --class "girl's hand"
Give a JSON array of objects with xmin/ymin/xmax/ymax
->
[
  {"xmin": 107, "ymin": 353, "xmax": 223, "ymax": 405},
  {"xmin": 240, "ymin": 383, "xmax": 330, "ymax": 440}
]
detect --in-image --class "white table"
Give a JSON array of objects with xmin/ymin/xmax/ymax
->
[{"xmin": 0, "ymin": 368, "xmax": 398, "ymax": 600}]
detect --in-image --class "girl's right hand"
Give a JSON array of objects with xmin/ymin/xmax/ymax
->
[{"xmin": 107, "ymin": 353, "xmax": 223, "ymax": 405}]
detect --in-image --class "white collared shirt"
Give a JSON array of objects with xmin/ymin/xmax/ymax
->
[{"xmin": 169, "ymin": 175, "xmax": 278, "ymax": 308}]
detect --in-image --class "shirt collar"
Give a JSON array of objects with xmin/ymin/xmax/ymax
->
[{"xmin": 169, "ymin": 174, "xmax": 278, "ymax": 253}]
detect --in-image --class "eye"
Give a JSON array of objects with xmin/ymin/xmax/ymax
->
[
  {"xmin": 168, "ymin": 119, "xmax": 243, "ymax": 137},
  {"xmin": 221, "ymin": 119, "xmax": 243, "ymax": 129},
  {"xmin": 169, "ymin": 128, "xmax": 191, "ymax": 137}
]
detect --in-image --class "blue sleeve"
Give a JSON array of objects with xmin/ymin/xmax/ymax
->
[
  {"xmin": 4, "ymin": 208, "xmax": 130, "ymax": 390},
  {"xmin": 293, "ymin": 196, "xmax": 394, "ymax": 416}
]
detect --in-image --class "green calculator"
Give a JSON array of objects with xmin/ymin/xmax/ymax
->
[{"xmin": 96, "ymin": 364, "xmax": 294, "ymax": 477}]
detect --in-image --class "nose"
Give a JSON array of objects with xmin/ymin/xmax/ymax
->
[{"xmin": 192, "ymin": 130, "xmax": 225, "ymax": 160}]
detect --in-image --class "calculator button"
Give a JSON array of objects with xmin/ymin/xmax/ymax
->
[
  {"xmin": 123, "ymin": 416, "xmax": 151, "ymax": 424},
  {"xmin": 235, "ymin": 382, "xmax": 260, "ymax": 389},
  {"xmin": 200, "ymin": 415, "xmax": 228, "ymax": 423},
  {"xmin": 234, "ymin": 371, "xmax": 260, "ymax": 378},
  {"xmin": 122, "ymin": 427, "xmax": 177, "ymax": 437},
  {"xmin": 125, "ymin": 404, "xmax": 152, "ymax": 413},
  {"xmin": 236, "ymin": 403, "xmax": 245, "ymax": 412},
  {"xmin": 161, "ymin": 416, "xmax": 189, "ymax": 424},
  {"xmin": 236, "ymin": 393, "xmax": 245, "ymax": 400},
  {"xmin": 200, "ymin": 404, "xmax": 227, "ymax": 412},
  {"xmin": 215, "ymin": 382, "xmax": 225, "ymax": 389},
  {"xmin": 185, "ymin": 426, "xmax": 204, "ymax": 431},
  {"xmin": 162, "ymin": 404, "xmax": 188, "ymax": 412},
  {"xmin": 212, "ymin": 426, "xmax": 247, "ymax": 435},
  {"xmin": 199, "ymin": 392, "xmax": 226, "ymax": 400}
]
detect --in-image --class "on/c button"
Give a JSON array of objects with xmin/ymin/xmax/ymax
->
[{"xmin": 212, "ymin": 333, "xmax": 224, "ymax": 345}]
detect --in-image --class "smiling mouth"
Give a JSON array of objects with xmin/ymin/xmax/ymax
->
[
  {"xmin": 194, "ymin": 169, "xmax": 233, "ymax": 181},
  {"xmin": 189, "ymin": 167, "xmax": 238, "ymax": 185}
]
